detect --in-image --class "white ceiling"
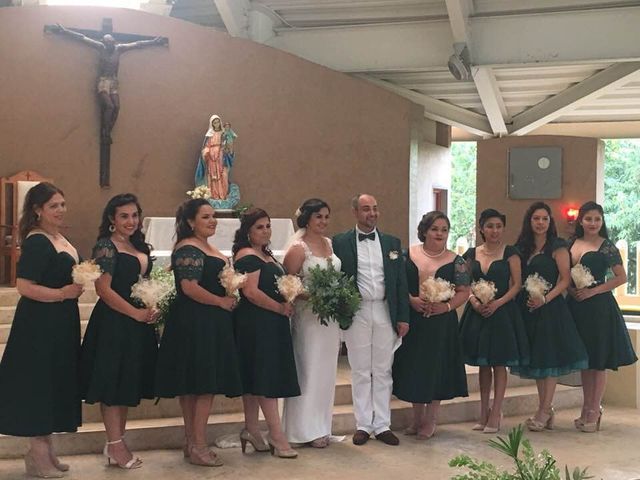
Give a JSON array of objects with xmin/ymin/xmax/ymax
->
[{"xmin": 168, "ymin": 0, "xmax": 640, "ymax": 137}]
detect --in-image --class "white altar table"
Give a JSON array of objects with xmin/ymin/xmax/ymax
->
[{"xmin": 142, "ymin": 217, "xmax": 295, "ymax": 264}]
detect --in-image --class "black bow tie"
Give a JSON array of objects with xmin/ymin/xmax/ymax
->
[{"xmin": 358, "ymin": 232, "xmax": 376, "ymax": 242}]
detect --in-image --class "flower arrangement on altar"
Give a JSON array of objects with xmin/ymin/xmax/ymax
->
[
  {"xmin": 524, "ymin": 273, "xmax": 552, "ymax": 303},
  {"xmin": 420, "ymin": 277, "xmax": 455, "ymax": 303},
  {"xmin": 218, "ymin": 265, "xmax": 247, "ymax": 300},
  {"xmin": 571, "ymin": 264, "xmax": 596, "ymax": 289},
  {"xmin": 186, "ymin": 185, "xmax": 212, "ymax": 200},
  {"xmin": 72, "ymin": 260, "xmax": 102, "ymax": 286},
  {"xmin": 304, "ymin": 261, "xmax": 361, "ymax": 330},
  {"xmin": 276, "ymin": 274, "xmax": 305, "ymax": 304},
  {"xmin": 471, "ymin": 279, "xmax": 497, "ymax": 305}
]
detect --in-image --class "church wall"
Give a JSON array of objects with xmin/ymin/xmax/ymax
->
[
  {"xmin": 0, "ymin": 6, "xmax": 412, "ymax": 256},
  {"xmin": 476, "ymin": 135, "xmax": 604, "ymax": 244}
]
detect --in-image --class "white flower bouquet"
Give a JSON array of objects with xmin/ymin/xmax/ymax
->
[
  {"xmin": 186, "ymin": 185, "xmax": 211, "ymax": 199},
  {"xmin": 471, "ymin": 279, "xmax": 497, "ymax": 305},
  {"xmin": 276, "ymin": 274, "xmax": 305, "ymax": 303},
  {"xmin": 218, "ymin": 264, "xmax": 247, "ymax": 299},
  {"xmin": 524, "ymin": 273, "xmax": 552, "ymax": 303},
  {"xmin": 420, "ymin": 277, "xmax": 455, "ymax": 303},
  {"xmin": 571, "ymin": 264, "xmax": 596, "ymax": 289},
  {"xmin": 131, "ymin": 270, "xmax": 175, "ymax": 312},
  {"xmin": 72, "ymin": 260, "xmax": 102, "ymax": 286}
]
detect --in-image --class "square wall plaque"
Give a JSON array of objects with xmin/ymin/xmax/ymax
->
[{"xmin": 508, "ymin": 146, "xmax": 562, "ymax": 199}]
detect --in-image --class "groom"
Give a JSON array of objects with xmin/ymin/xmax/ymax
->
[{"xmin": 333, "ymin": 194, "xmax": 409, "ymax": 446}]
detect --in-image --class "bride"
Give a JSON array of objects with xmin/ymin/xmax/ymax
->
[{"xmin": 282, "ymin": 198, "xmax": 341, "ymax": 448}]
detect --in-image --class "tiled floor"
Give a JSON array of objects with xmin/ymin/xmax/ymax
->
[{"xmin": 1, "ymin": 406, "xmax": 639, "ymax": 480}]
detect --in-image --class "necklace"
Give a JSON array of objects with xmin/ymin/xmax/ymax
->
[{"xmin": 421, "ymin": 245, "xmax": 446, "ymax": 258}]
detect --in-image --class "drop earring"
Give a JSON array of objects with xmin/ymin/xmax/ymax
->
[{"xmin": 109, "ymin": 224, "xmax": 116, "ymax": 233}]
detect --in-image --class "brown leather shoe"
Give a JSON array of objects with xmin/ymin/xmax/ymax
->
[
  {"xmin": 352, "ymin": 430, "xmax": 370, "ymax": 446},
  {"xmin": 375, "ymin": 430, "xmax": 399, "ymax": 446}
]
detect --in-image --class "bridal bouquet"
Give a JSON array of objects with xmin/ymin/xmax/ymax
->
[
  {"xmin": 131, "ymin": 267, "xmax": 176, "ymax": 327},
  {"xmin": 471, "ymin": 279, "xmax": 497, "ymax": 305},
  {"xmin": 72, "ymin": 260, "xmax": 102, "ymax": 286},
  {"xmin": 186, "ymin": 185, "xmax": 211, "ymax": 200},
  {"xmin": 305, "ymin": 263, "xmax": 361, "ymax": 330},
  {"xmin": 571, "ymin": 264, "xmax": 596, "ymax": 289},
  {"xmin": 276, "ymin": 274, "xmax": 305, "ymax": 303},
  {"xmin": 524, "ymin": 273, "xmax": 552, "ymax": 303},
  {"xmin": 218, "ymin": 264, "xmax": 247, "ymax": 299},
  {"xmin": 420, "ymin": 277, "xmax": 455, "ymax": 303}
]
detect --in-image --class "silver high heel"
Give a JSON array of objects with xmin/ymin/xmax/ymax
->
[{"xmin": 103, "ymin": 439, "xmax": 142, "ymax": 469}]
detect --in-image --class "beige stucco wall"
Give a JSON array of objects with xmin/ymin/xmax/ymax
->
[
  {"xmin": 0, "ymin": 6, "xmax": 412, "ymax": 256},
  {"xmin": 476, "ymin": 135, "xmax": 604, "ymax": 243}
]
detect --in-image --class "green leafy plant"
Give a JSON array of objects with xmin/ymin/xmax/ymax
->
[
  {"xmin": 149, "ymin": 265, "xmax": 176, "ymax": 331},
  {"xmin": 304, "ymin": 261, "xmax": 361, "ymax": 330},
  {"xmin": 449, "ymin": 425, "xmax": 595, "ymax": 480},
  {"xmin": 232, "ymin": 203, "xmax": 253, "ymax": 217}
]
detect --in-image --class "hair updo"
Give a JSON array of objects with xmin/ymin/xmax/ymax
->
[
  {"xmin": 417, "ymin": 211, "xmax": 450, "ymax": 242},
  {"xmin": 478, "ymin": 208, "xmax": 506, "ymax": 241},
  {"xmin": 295, "ymin": 198, "xmax": 330, "ymax": 229}
]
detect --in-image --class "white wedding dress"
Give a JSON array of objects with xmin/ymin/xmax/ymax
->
[{"xmin": 283, "ymin": 238, "xmax": 342, "ymax": 444}]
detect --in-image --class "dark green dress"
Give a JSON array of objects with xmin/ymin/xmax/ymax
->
[
  {"xmin": 155, "ymin": 246, "xmax": 242, "ymax": 397},
  {"xmin": 81, "ymin": 238, "xmax": 157, "ymax": 406},
  {"xmin": 459, "ymin": 246, "xmax": 530, "ymax": 367},
  {"xmin": 233, "ymin": 254, "xmax": 300, "ymax": 398},
  {"xmin": 0, "ymin": 234, "xmax": 82, "ymax": 436},
  {"xmin": 511, "ymin": 239, "xmax": 588, "ymax": 379},
  {"xmin": 392, "ymin": 254, "xmax": 469, "ymax": 403},
  {"xmin": 567, "ymin": 239, "xmax": 637, "ymax": 370}
]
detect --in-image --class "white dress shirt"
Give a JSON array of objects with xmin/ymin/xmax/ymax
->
[{"xmin": 355, "ymin": 226, "xmax": 386, "ymax": 301}]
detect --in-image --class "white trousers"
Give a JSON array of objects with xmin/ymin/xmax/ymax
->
[{"xmin": 343, "ymin": 299, "xmax": 396, "ymax": 435}]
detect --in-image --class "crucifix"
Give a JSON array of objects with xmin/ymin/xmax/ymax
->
[{"xmin": 44, "ymin": 19, "xmax": 169, "ymax": 187}]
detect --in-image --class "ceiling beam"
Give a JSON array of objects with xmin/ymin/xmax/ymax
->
[
  {"xmin": 355, "ymin": 75, "xmax": 493, "ymax": 136},
  {"xmin": 213, "ymin": 0, "xmax": 250, "ymax": 38},
  {"xmin": 471, "ymin": 66, "xmax": 509, "ymax": 135},
  {"xmin": 509, "ymin": 62, "xmax": 640, "ymax": 135},
  {"xmin": 444, "ymin": 0, "xmax": 473, "ymax": 44},
  {"xmin": 266, "ymin": 6, "xmax": 640, "ymax": 71}
]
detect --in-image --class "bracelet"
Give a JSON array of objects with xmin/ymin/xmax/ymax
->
[{"xmin": 446, "ymin": 302, "xmax": 451, "ymax": 312}]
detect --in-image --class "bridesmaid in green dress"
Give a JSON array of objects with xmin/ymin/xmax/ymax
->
[
  {"xmin": 567, "ymin": 201, "xmax": 637, "ymax": 432},
  {"xmin": 155, "ymin": 199, "xmax": 242, "ymax": 466},
  {"xmin": 513, "ymin": 202, "xmax": 588, "ymax": 432},
  {"xmin": 0, "ymin": 183, "xmax": 83, "ymax": 478},
  {"xmin": 232, "ymin": 208, "xmax": 300, "ymax": 459},
  {"xmin": 459, "ymin": 209, "xmax": 529, "ymax": 434},
  {"xmin": 392, "ymin": 211, "xmax": 470, "ymax": 440},
  {"xmin": 81, "ymin": 194, "xmax": 158, "ymax": 469}
]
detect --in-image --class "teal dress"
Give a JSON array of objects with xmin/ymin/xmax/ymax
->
[
  {"xmin": 511, "ymin": 239, "xmax": 588, "ymax": 379},
  {"xmin": 0, "ymin": 234, "xmax": 82, "ymax": 436},
  {"xmin": 155, "ymin": 246, "xmax": 242, "ymax": 397},
  {"xmin": 567, "ymin": 239, "xmax": 637, "ymax": 370},
  {"xmin": 233, "ymin": 255, "xmax": 300, "ymax": 398},
  {"xmin": 392, "ymin": 254, "xmax": 469, "ymax": 403},
  {"xmin": 459, "ymin": 246, "xmax": 529, "ymax": 367},
  {"xmin": 81, "ymin": 238, "xmax": 158, "ymax": 406}
]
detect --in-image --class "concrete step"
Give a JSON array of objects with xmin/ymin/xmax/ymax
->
[
  {"xmin": 0, "ymin": 303, "xmax": 96, "ymax": 325},
  {"xmin": 0, "ymin": 288, "xmax": 98, "ymax": 307},
  {"xmin": 0, "ymin": 383, "xmax": 582, "ymax": 459}
]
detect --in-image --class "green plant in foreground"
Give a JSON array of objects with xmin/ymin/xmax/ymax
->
[{"xmin": 449, "ymin": 425, "xmax": 595, "ymax": 480}]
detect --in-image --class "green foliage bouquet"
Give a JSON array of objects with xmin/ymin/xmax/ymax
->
[
  {"xmin": 305, "ymin": 261, "xmax": 361, "ymax": 330},
  {"xmin": 149, "ymin": 266, "xmax": 176, "ymax": 329}
]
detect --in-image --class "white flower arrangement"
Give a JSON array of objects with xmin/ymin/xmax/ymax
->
[
  {"xmin": 186, "ymin": 185, "xmax": 212, "ymax": 200},
  {"xmin": 276, "ymin": 274, "xmax": 305, "ymax": 303},
  {"xmin": 420, "ymin": 277, "xmax": 455, "ymax": 303},
  {"xmin": 389, "ymin": 250, "xmax": 399, "ymax": 260},
  {"xmin": 218, "ymin": 264, "xmax": 247, "ymax": 299},
  {"xmin": 471, "ymin": 279, "xmax": 497, "ymax": 305},
  {"xmin": 131, "ymin": 275, "xmax": 175, "ymax": 310},
  {"xmin": 72, "ymin": 260, "xmax": 103, "ymax": 286},
  {"xmin": 524, "ymin": 273, "xmax": 552, "ymax": 303},
  {"xmin": 571, "ymin": 264, "xmax": 596, "ymax": 289}
]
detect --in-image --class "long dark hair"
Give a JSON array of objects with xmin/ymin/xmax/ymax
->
[
  {"xmin": 296, "ymin": 198, "xmax": 330, "ymax": 229},
  {"xmin": 18, "ymin": 182, "xmax": 64, "ymax": 242},
  {"xmin": 232, "ymin": 207, "xmax": 271, "ymax": 257},
  {"xmin": 478, "ymin": 208, "xmax": 506, "ymax": 242},
  {"xmin": 174, "ymin": 198, "xmax": 211, "ymax": 246},
  {"xmin": 573, "ymin": 201, "xmax": 609, "ymax": 239},
  {"xmin": 515, "ymin": 201, "xmax": 558, "ymax": 260},
  {"xmin": 417, "ymin": 211, "xmax": 450, "ymax": 242},
  {"xmin": 97, "ymin": 193, "xmax": 151, "ymax": 255}
]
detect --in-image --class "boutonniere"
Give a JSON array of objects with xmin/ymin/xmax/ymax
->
[{"xmin": 389, "ymin": 250, "xmax": 399, "ymax": 260}]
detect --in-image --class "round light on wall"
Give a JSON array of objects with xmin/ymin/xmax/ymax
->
[{"xmin": 538, "ymin": 157, "xmax": 551, "ymax": 169}]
